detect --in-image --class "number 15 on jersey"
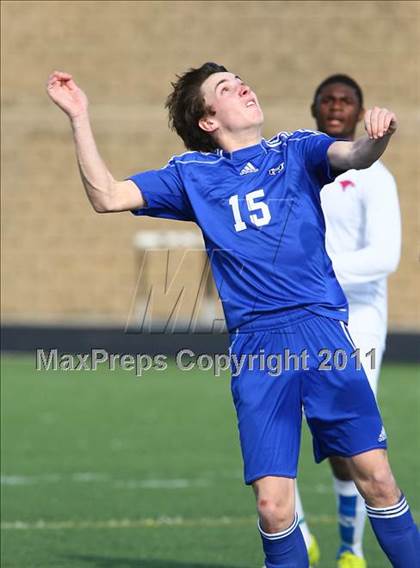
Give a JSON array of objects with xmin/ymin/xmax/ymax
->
[{"xmin": 228, "ymin": 189, "xmax": 272, "ymax": 232}]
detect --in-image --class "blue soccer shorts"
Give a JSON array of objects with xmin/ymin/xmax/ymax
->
[{"xmin": 229, "ymin": 310, "xmax": 387, "ymax": 485}]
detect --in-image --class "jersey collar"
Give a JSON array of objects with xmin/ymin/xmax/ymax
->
[{"xmin": 218, "ymin": 139, "xmax": 268, "ymax": 162}]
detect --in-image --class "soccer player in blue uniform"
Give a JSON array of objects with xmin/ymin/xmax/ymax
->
[{"xmin": 47, "ymin": 64, "xmax": 420, "ymax": 568}]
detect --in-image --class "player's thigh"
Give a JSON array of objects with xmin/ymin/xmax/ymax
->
[
  {"xmin": 300, "ymin": 317, "xmax": 386, "ymax": 462},
  {"xmin": 229, "ymin": 329, "xmax": 303, "ymax": 484}
]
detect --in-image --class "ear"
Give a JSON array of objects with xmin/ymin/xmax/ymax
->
[
  {"xmin": 310, "ymin": 103, "xmax": 317, "ymax": 120},
  {"xmin": 198, "ymin": 116, "xmax": 218, "ymax": 133},
  {"xmin": 357, "ymin": 107, "xmax": 365, "ymax": 123}
]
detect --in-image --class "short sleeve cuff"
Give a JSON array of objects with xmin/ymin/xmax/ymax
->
[
  {"xmin": 127, "ymin": 170, "xmax": 195, "ymax": 222},
  {"xmin": 316, "ymin": 136, "xmax": 337, "ymax": 186},
  {"xmin": 128, "ymin": 171, "xmax": 163, "ymax": 216}
]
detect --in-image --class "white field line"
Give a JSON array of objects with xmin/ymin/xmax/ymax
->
[
  {"xmin": 0, "ymin": 514, "xmax": 351, "ymax": 531},
  {"xmin": 1, "ymin": 474, "xmax": 222, "ymax": 489},
  {"xmin": 1, "ymin": 473, "xmax": 109, "ymax": 485},
  {"xmin": 3, "ymin": 476, "xmax": 418, "ymax": 531},
  {"xmin": 0, "ymin": 474, "xmax": 329, "ymax": 493}
]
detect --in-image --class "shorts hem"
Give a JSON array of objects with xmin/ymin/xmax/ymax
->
[
  {"xmin": 245, "ymin": 471, "xmax": 297, "ymax": 485},
  {"xmin": 314, "ymin": 443, "xmax": 388, "ymax": 464}
]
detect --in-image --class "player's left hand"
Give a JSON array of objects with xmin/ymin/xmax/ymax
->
[{"xmin": 364, "ymin": 107, "xmax": 397, "ymax": 140}]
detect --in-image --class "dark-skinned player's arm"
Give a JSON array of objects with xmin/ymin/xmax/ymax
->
[
  {"xmin": 46, "ymin": 71, "xmax": 145, "ymax": 213},
  {"xmin": 327, "ymin": 107, "xmax": 397, "ymax": 172}
]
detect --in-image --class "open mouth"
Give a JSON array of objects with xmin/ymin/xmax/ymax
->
[
  {"xmin": 246, "ymin": 100, "xmax": 256, "ymax": 108},
  {"xmin": 326, "ymin": 118, "xmax": 343, "ymax": 126}
]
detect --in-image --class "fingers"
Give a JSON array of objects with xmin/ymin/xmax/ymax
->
[
  {"xmin": 364, "ymin": 107, "xmax": 397, "ymax": 139},
  {"xmin": 67, "ymin": 78, "xmax": 78, "ymax": 91},
  {"xmin": 384, "ymin": 112, "xmax": 397, "ymax": 135},
  {"xmin": 50, "ymin": 70, "xmax": 72, "ymax": 80},
  {"xmin": 46, "ymin": 70, "xmax": 73, "ymax": 90}
]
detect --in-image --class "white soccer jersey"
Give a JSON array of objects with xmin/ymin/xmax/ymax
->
[{"xmin": 321, "ymin": 161, "xmax": 401, "ymax": 350}]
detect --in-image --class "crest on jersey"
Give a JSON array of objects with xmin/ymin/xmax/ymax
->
[
  {"xmin": 269, "ymin": 162, "xmax": 285, "ymax": 176},
  {"xmin": 339, "ymin": 180, "xmax": 356, "ymax": 191}
]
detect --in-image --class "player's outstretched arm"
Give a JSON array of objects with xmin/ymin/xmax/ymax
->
[
  {"xmin": 327, "ymin": 107, "xmax": 397, "ymax": 172},
  {"xmin": 46, "ymin": 71, "xmax": 144, "ymax": 213}
]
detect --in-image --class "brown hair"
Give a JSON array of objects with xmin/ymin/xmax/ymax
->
[{"xmin": 165, "ymin": 62, "xmax": 228, "ymax": 153}]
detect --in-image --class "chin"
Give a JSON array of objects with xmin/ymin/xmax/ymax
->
[
  {"xmin": 326, "ymin": 129, "xmax": 346, "ymax": 138},
  {"xmin": 322, "ymin": 124, "xmax": 350, "ymax": 138}
]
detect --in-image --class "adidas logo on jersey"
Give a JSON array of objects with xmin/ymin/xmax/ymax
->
[
  {"xmin": 378, "ymin": 426, "xmax": 387, "ymax": 442},
  {"xmin": 239, "ymin": 162, "xmax": 259, "ymax": 176}
]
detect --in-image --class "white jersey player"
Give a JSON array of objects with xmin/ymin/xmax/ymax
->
[
  {"xmin": 322, "ymin": 161, "xmax": 401, "ymax": 393},
  {"xmin": 296, "ymin": 75, "xmax": 401, "ymax": 568}
]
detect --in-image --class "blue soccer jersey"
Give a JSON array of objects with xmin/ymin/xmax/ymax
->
[{"xmin": 129, "ymin": 130, "xmax": 348, "ymax": 332}]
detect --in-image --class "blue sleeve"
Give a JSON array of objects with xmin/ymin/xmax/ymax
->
[
  {"xmin": 290, "ymin": 130, "xmax": 337, "ymax": 187},
  {"xmin": 128, "ymin": 159, "xmax": 195, "ymax": 222}
]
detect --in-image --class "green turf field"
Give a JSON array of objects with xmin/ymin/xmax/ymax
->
[{"xmin": 1, "ymin": 355, "xmax": 419, "ymax": 567}]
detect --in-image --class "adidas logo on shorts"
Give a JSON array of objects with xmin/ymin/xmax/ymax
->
[{"xmin": 378, "ymin": 426, "xmax": 387, "ymax": 442}]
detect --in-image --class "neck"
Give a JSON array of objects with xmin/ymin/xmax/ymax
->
[
  {"xmin": 320, "ymin": 128, "xmax": 356, "ymax": 142},
  {"xmin": 338, "ymin": 134, "xmax": 355, "ymax": 141},
  {"xmin": 217, "ymin": 127, "xmax": 263, "ymax": 153}
]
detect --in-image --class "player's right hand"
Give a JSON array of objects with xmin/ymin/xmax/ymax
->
[{"xmin": 46, "ymin": 71, "xmax": 88, "ymax": 120}]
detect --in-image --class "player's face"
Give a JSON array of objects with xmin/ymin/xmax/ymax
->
[
  {"xmin": 199, "ymin": 72, "xmax": 264, "ymax": 136},
  {"xmin": 313, "ymin": 83, "xmax": 363, "ymax": 140}
]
